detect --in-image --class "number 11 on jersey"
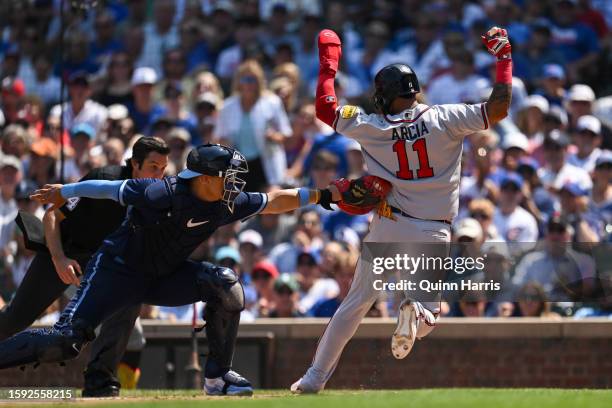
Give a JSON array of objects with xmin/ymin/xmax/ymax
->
[{"xmin": 392, "ymin": 139, "xmax": 434, "ymax": 180}]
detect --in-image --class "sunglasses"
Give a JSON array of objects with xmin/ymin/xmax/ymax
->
[
  {"xmin": 470, "ymin": 212, "xmax": 490, "ymax": 220},
  {"xmin": 240, "ymin": 76, "xmax": 258, "ymax": 84}
]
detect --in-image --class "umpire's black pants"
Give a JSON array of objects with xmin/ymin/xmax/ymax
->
[{"xmin": 0, "ymin": 252, "xmax": 140, "ymax": 389}]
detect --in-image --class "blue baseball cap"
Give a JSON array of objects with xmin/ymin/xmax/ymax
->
[
  {"xmin": 542, "ymin": 64, "xmax": 565, "ymax": 80},
  {"xmin": 517, "ymin": 157, "xmax": 539, "ymax": 172},
  {"xmin": 560, "ymin": 182, "xmax": 588, "ymax": 197},
  {"xmin": 70, "ymin": 123, "xmax": 96, "ymax": 139},
  {"xmin": 500, "ymin": 172, "xmax": 524, "ymax": 190},
  {"xmin": 215, "ymin": 245, "xmax": 241, "ymax": 263}
]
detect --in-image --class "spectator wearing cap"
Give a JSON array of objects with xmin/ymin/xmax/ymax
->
[
  {"xmin": 468, "ymin": 198, "xmax": 504, "ymax": 242},
  {"xmin": 69, "ymin": 123, "xmax": 96, "ymax": 174},
  {"xmin": 95, "ymin": 51, "xmax": 134, "ymax": 107},
  {"xmin": 427, "ymin": 49, "xmax": 489, "ymax": 105},
  {"xmin": 191, "ymin": 71, "xmax": 224, "ymax": 110},
  {"xmin": 516, "ymin": 95, "xmax": 549, "ymax": 151},
  {"xmin": 539, "ymin": 130, "xmax": 593, "ymax": 190},
  {"xmin": 251, "ymin": 260, "xmax": 280, "ymax": 317},
  {"xmin": 29, "ymin": 54, "xmax": 61, "ymax": 107},
  {"xmin": 452, "ymin": 217, "xmax": 484, "ymax": 276},
  {"xmin": 241, "ymin": 209, "xmax": 294, "ymax": 254},
  {"xmin": 0, "ymin": 155, "xmax": 22, "ymax": 253},
  {"xmin": 295, "ymin": 251, "xmax": 340, "ymax": 315},
  {"xmin": 493, "ymin": 173, "xmax": 539, "ymax": 246},
  {"xmin": 559, "ymin": 182, "xmax": 603, "ymax": 242},
  {"xmin": 49, "ymin": 71, "xmax": 108, "ymax": 136},
  {"xmin": 27, "ymin": 137, "xmax": 62, "ymax": 186},
  {"xmin": 500, "ymin": 132, "xmax": 529, "ymax": 174},
  {"xmin": 303, "ymin": 127, "xmax": 354, "ymax": 178},
  {"xmin": 568, "ymin": 115, "xmax": 607, "ymax": 172},
  {"xmin": 193, "ymin": 92, "xmax": 219, "ymax": 145},
  {"xmin": 566, "ymin": 84, "xmax": 596, "ymax": 129},
  {"xmin": 514, "ymin": 27, "xmax": 566, "ymax": 86},
  {"xmin": 215, "ymin": 16, "xmax": 261, "ymax": 81},
  {"xmin": 0, "ymin": 77, "xmax": 26, "ymax": 125},
  {"xmin": 153, "ymin": 82, "xmax": 198, "ymax": 141},
  {"xmin": 513, "ymin": 282, "xmax": 562, "ymax": 319},
  {"xmin": 238, "ymin": 229, "xmax": 264, "ymax": 278},
  {"xmin": 139, "ymin": 0, "xmax": 179, "ymax": 75},
  {"xmin": 461, "ymin": 130, "xmax": 501, "ymax": 204},
  {"xmin": 269, "ymin": 273, "xmax": 304, "ymax": 318},
  {"xmin": 516, "ymin": 157, "xmax": 558, "ymax": 224},
  {"xmin": 535, "ymin": 64, "xmax": 567, "ymax": 107},
  {"xmin": 166, "ymin": 127, "xmax": 191, "ymax": 172},
  {"xmin": 216, "ymin": 59, "xmax": 292, "ymax": 190},
  {"xmin": 127, "ymin": 67, "xmax": 165, "ymax": 134},
  {"xmin": 447, "ymin": 290, "xmax": 488, "ymax": 317},
  {"xmin": 590, "ymin": 152, "xmax": 612, "ymax": 232},
  {"xmin": 513, "ymin": 216, "xmax": 595, "ymax": 300},
  {"xmin": 550, "ymin": 0, "xmax": 600, "ymax": 82}
]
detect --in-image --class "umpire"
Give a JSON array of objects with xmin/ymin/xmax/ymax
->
[{"xmin": 0, "ymin": 136, "xmax": 170, "ymax": 397}]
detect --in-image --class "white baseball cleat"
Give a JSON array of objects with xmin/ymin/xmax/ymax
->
[
  {"xmin": 290, "ymin": 376, "xmax": 322, "ymax": 394},
  {"xmin": 391, "ymin": 301, "xmax": 418, "ymax": 359}
]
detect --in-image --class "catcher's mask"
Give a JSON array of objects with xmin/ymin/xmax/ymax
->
[
  {"xmin": 178, "ymin": 144, "xmax": 248, "ymax": 213},
  {"xmin": 373, "ymin": 63, "xmax": 420, "ymax": 115}
]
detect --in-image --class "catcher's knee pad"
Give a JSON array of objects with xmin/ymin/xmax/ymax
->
[
  {"xmin": 197, "ymin": 265, "xmax": 245, "ymax": 313},
  {"xmin": 0, "ymin": 319, "xmax": 95, "ymax": 369}
]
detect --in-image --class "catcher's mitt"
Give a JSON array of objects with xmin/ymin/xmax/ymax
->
[{"xmin": 328, "ymin": 175, "xmax": 392, "ymax": 215}]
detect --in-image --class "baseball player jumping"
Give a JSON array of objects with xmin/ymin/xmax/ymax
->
[{"xmin": 291, "ymin": 27, "xmax": 512, "ymax": 393}]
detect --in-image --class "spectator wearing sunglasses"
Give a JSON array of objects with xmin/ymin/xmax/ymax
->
[{"xmin": 468, "ymin": 198, "xmax": 503, "ymax": 242}]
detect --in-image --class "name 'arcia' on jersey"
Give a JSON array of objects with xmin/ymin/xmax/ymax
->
[{"xmin": 391, "ymin": 121, "xmax": 430, "ymax": 140}]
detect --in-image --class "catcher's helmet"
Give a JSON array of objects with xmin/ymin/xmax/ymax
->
[
  {"xmin": 178, "ymin": 143, "xmax": 248, "ymax": 213},
  {"xmin": 373, "ymin": 63, "xmax": 420, "ymax": 115}
]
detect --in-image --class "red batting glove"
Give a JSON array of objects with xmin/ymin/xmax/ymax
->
[
  {"xmin": 481, "ymin": 27, "xmax": 512, "ymax": 60},
  {"xmin": 318, "ymin": 29, "xmax": 342, "ymax": 74}
]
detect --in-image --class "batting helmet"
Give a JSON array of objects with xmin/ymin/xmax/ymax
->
[
  {"xmin": 178, "ymin": 144, "xmax": 248, "ymax": 213},
  {"xmin": 373, "ymin": 63, "xmax": 420, "ymax": 115}
]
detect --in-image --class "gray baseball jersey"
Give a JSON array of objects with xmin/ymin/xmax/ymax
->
[{"xmin": 333, "ymin": 103, "xmax": 489, "ymax": 221}]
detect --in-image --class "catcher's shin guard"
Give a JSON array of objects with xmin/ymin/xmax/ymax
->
[
  {"xmin": 196, "ymin": 265, "xmax": 245, "ymax": 313},
  {"xmin": 0, "ymin": 319, "xmax": 95, "ymax": 369}
]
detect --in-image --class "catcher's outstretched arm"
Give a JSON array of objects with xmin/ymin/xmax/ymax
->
[
  {"xmin": 261, "ymin": 186, "xmax": 340, "ymax": 215},
  {"xmin": 482, "ymin": 27, "xmax": 512, "ymax": 126},
  {"xmin": 315, "ymin": 29, "xmax": 342, "ymax": 128}
]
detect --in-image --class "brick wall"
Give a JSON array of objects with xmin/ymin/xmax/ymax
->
[{"xmin": 1, "ymin": 318, "xmax": 611, "ymax": 389}]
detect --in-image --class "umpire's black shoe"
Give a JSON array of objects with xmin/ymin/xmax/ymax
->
[
  {"xmin": 82, "ymin": 369, "xmax": 121, "ymax": 398},
  {"xmin": 204, "ymin": 370, "xmax": 253, "ymax": 396},
  {"xmin": 82, "ymin": 384, "xmax": 120, "ymax": 398}
]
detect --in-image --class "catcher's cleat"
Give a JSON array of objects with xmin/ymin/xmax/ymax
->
[
  {"xmin": 391, "ymin": 301, "xmax": 418, "ymax": 360},
  {"xmin": 204, "ymin": 370, "xmax": 253, "ymax": 396},
  {"xmin": 290, "ymin": 377, "xmax": 322, "ymax": 394}
]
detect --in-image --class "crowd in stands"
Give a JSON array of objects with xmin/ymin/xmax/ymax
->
[{"xmin": 0, "ymin": 0, "xmax": 611, "ymax": 323}]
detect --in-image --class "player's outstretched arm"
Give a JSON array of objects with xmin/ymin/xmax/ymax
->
[
  {"xmin": 31, "ymin": 180, "xmax": 125, "ymax": 209},
  {"xmin": 482, "ymin": 27, "xmax": 512, "ymax": 125},
  {"xmin": 261, "ymin": 186, "xmax": 341, "ymax": 215},
  {"xmin": 315, "ymin": 29, "xmax": 342, "ymax": 128}
]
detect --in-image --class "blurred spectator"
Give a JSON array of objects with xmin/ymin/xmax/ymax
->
[
  {"xmin": 512, "ymin": 217, "xmax": 596, "ymax": 299},
  {"xmin": 565, "ymin": 84, "xmax": 596, "ymax": 129},
  {"xmin": 448, "ymin": 291, "xmax": 488, "ymax": 317},
  {"xmin": 28, "ymin": 137, "xmax": 59, "ymax": 186},
  {"xmin": 193, "ymin": 92, "xmax": 220, "ymax": 145},
  {"xmin": 558, "ymin": 182, "xmax": 603, "ymax": 242},
  {"xmin": 0, "ymin": 155, "xmax": 21, "ymax": 255},
  {"xmin": 29, "ymin": 54, "xmax": 61, "ymax": 107},
  {"xmin": 468, "ymin": 198, "xmax": 503, "ymax": 242},
  {"xmin": 259, "ymin": 4, "xmax": 298, "ymax": 59},
  {"xmin": 538, "ymin": 130, "xmax": 593, "ymax": 190},
  {"xmin": 269, "ymin": 273, "xmax": 303, "ymax": 318},
  {"xmin": 49, "ymin": 71, "xmax": 108, "ymax": 136},
  {"xmin": 251, "ymin": 260, "xmax": 279, "ymax": 317},
  {"xmin": 139, "ymin": 0, "xmax": 179, "ymax": 75},
  {"xmin": 309, "ymin": 256, "xmax": 354, "ymax": 318},
  {"xmin": 90, "ymin": 11, "xmax": 123, "ymax": 70},
  {"xmin": 127, "ymin": 67, "xmax": 163, "ymax": 133},
  {"xmin": 426, "ymin": 49, "xmax": 488, "ymax": 105},
  {"xmin": 215, "ymin": 17, "xmax": 261, "ymax": 81},
  {"xmin": 178, "ymin": 19, "xmax": 212, "ymax": 74},
  {"xmin": 514, "ymin": 27, "xmax": 566, "ymax": 85},
  {"xmin": 549, "ymin": 0, "xmax": 600, "ymax": 82},
  {"xmin": 166, "ymin": 127, "xmax": 191, "ymax": 172},
  {"xmin": 2, "ymin": 124, "xmax": 30, "ymax": 160},
  {"xmin": 568, "ymin": 115, "xmax": 606, "ymax": 171},
  {"xmin": 69, "ymin": 123, "xmax": 96, "ymax": 175},
  {"xmin": 534, "ymin": 64, "xmax": 567, "ymax": 107},
  {"xmin": 493, "ymin": 173, "xmax": 539, "ymax": 244},
  {"xmin": 590, "ymin": 152, "xmax": 612, "ymax": 230},
  {"xmin": 103, "ymin": 138, "xmax": 125, "ymax": 167},
  {"xmin": 95, "ymin": 52, "xmax": 134, "ymax": 107},
  {"xmin": 216, "ymin": 60, "xmax": 292, "ymax": 190},
  {"xmin": 1, "ymin": 77, "xmax": 26, "ymax": 125},
  {"xmin": 295, "ymin": 251, "xmax": 339, "ymax": 314},
  {"xmin": 514, "ymin": 282, "xmax": 562, "ymax": 319},
  {"xmin": 238, "ymin": 229, "xmax": 264, "ymax": 276},
  {"xmin": 154, "ymin": 49, "xmax": 192, "ymax": 103},
  {"xmin": 516, "ymin": 95, "xmax": 549, "ymax": 148}
]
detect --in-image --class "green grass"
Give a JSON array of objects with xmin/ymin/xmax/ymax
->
[{"xmin": 11, "ymin": 389, "xmax": 609, "ymax": 408}]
